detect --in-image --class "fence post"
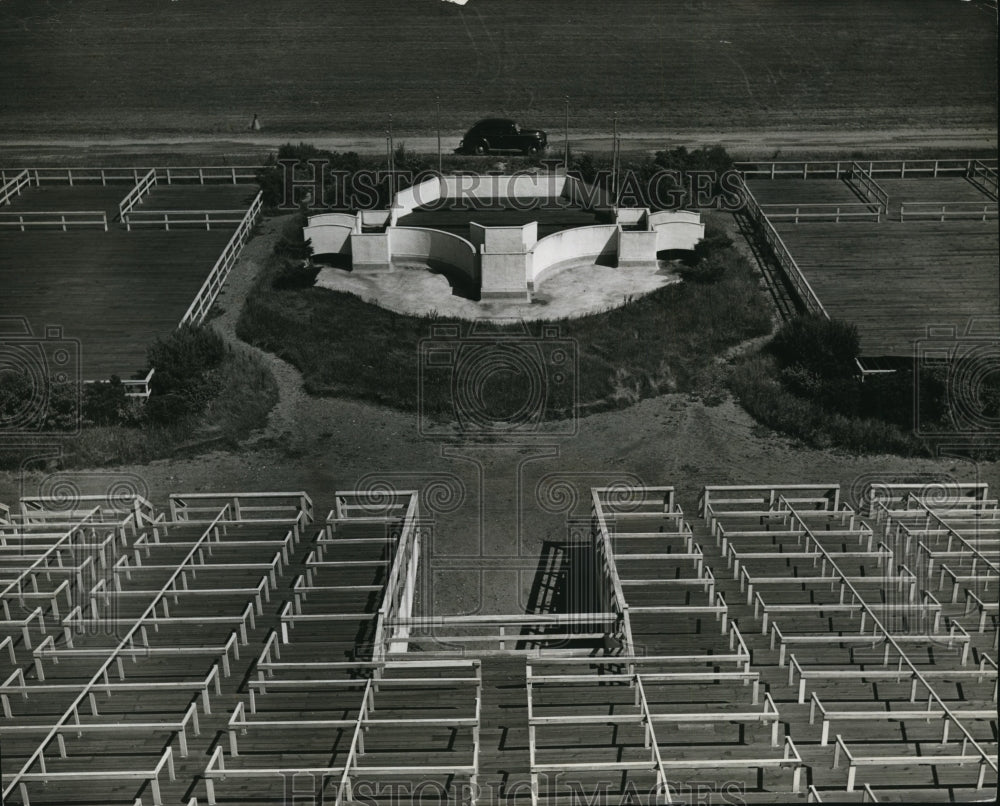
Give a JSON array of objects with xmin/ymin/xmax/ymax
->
[{"xmin": 231, "ymin": 167, "xmax": 237, "ymax": 184}]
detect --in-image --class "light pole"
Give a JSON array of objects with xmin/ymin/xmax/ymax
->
[
  {"xmin": 436, "ymin": 96, "xmax": 442, "ymax": 175},
  {"xmin": 612, "ymin": 112, "xmax": 619, "ymax": 210},
  {"xmin": 387, "ymin": 114, "xmax": 395, "ymax": 207},
  {"xmin": 564, "ymin": 96, "xmax": 569, "ymax": 170}
]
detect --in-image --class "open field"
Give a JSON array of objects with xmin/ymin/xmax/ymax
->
[
  {"xmin": 747, "ymin": 178, "xmax": 864, "ymax": 206},
  {"xmin": 775, "ymin": 220, "xmax": 1000, "ymax": 359},
  {"xmin": 2, "ymin": 185, "xmax": 129, "ymax": 218},
  {"xmin": 0, "ymin": 0, "xmax": 995, "ymax": 141},
  {"xmin": 0, "ymin": 228, "xmax": 234, "ymax": 379},
  {"xmin": 140, "ymin": 183, "xmax": 258, "ymax": 211}
]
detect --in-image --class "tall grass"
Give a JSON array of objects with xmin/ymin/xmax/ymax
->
[
  {"xmin": 5, "ymin": 346, "xmax": 280, "ymax": 470},
  {"xmin": 236, "ymin": 215, "xmax": 772, "ymax": 418},
  {"xmin": 729, "ymin": 354, "xmax": 926, "ymax": 456}
]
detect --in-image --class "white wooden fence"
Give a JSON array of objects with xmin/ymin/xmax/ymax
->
[
  {"xmin": 178, "ymin": 191, "xmax": 263, "ymax": 326},
  {"xmin": 117, "ymin": 168, "xmax": 157, "ymax": 220},
  {"xmin": 125, "ymin": 208, "xmax": 250, "ymax": 231},
  {"xmin": 0, "ymin": 209, "xmax": 108, "ymax": 231},
  {"xmin": 0, "ymin": 166, "xmax": 263, "ymax": 186},
  {"xmin": 736, "ymin": 158, "xmax": 998, "ymax": 179},
  {"xmin": 0, "ymin": 169, "xmax": 30, "ymax": 206}
]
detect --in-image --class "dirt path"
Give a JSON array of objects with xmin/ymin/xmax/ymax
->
[
  {"xmin": 209, "ymin": 214, "xmax": 315, "ymax": 446},
  {"xmin": 3, "ymin": 216, "xmax": 998, "ymax": 617},
  {"xmin": 1, "ymin": 126, "xmax": 995, "ymax": 162}
]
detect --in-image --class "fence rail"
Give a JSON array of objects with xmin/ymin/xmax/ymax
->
[
  {"xmin": 179, "ymin": 191, "xmax": 262, "ymax": 326},
  {"xmin": 899, "ymin": 201, "xmax": 998, "ymax": 222},
  {"xmin": 0, "ymin": 165, "xmax": 263, "ymax": 186},
  {"xmin": 0, "ymin": 169, "xmax": 30, "ymax": 206},
  {"xmin": 125, "ymin": 209, "xmax": 250, "ymax": 231},
  {"xmin": 0, "ymin": 210, "xmax": 108, "ymax": 231},
  {"xmin": 738, "ymin": 178, "xmax": 829, "ymax": 318},
  {"xmin": 848, "ymin": 161, "xmax": 889, "ymax": 219},
  {"xmin": 966, "ymin": 160, "xmax": 998, "ymax": 200},
  {"xmin": 758, "ymin": 203, "xmax": 882, "ymax": 223},
  {"xmin": 736, "ymin": 158, "xmax": 998, "ymax": 180},
  {"xmin": 117, "ymin": 168, "xmax": 157, "ymax": 220}
]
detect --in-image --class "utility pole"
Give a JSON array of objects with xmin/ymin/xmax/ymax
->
[
  {"xmin": 564, "ymin": 96, "xmax": 569, "ymax": 170},
  {"xmin": 387, "ymin": 114, "xmax": 395, "ymax": 207},
  {"xmin": 612, "ymin": 113, "xmax": 619, "ymax": 210},
  {"xmin": 436, "ymin": 96, "xmax": 443, "ymax": 174}
]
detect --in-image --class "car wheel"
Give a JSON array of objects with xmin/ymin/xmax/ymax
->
[
  {"xmin": 525, "ymin": 144, "xmax": 540, "ymax": 156},
  {"xmin": 473, "ymin": 140, "xmax": 489, "ymax": 156}
]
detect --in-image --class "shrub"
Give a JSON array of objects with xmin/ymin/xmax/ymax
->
[
  {"xmin": 676, "ymin": 252, "xmax": 728, "ymax": 284},
  {"xmin": 0, "ymin": 371, "xmax": 79, "ymax": 432},
  {"xmin": 729, "ymin": 354, "xmax": 924, "ymax": 455},
  {"xmin": 273, "ymin": 261, "xmax": 321, "ymax": 290},
  {"xmin": 145, "ymin": 325, "xmax": 227, "ymax": 424},
  {"xmin": 769, "ymin": 315, "xmax": 860, "ymax": 380},
  {"xmin": 83, "ymin": 376, "xmax": 139, "ymax": 427}
]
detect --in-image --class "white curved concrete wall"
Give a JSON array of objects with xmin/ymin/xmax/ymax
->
[
  {"xmin": 440, "ymin": 173, "xmax": 567, "ymax": 203},
  {"xmin": 392, "ymin": 173, "xmax": 570, "ymax": 217},
  {"xmin": 389, "ymin": 227, "xmax": 478, "ymax": 282},
  {"xmin": 649, "ymin": 210, "xmax": 704, "ymax": 252},
  {"xmin": 562, "ymin": 175, "xmax": 613, "ymax": 210},
  {"xmin": 392, "ymin": 177, "xmax": 441, "ymax": 220},
  {"xmin": 304, "ymin": 212, "xmax": 358, "ymax": 256},
  {"xmin": 529, "ymin": 225, "xmax": 619, "ymax": 285},
  {"xmin": 308, "ymin": 212, "xmax": 359, "ymax": 228}
]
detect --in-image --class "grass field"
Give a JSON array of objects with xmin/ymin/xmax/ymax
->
[
  {"xmin": 0, "ymin": 0, "xmax": 995, "ymax": 139},
  {"xmin": 0, "ymin": 228, "xmax": 234, "ymax": 379},
  {"xmin": 746, "ymin": 178, "xmax": 865, "ymax": 206},
  {"xmin": 775, "ymin": 219, "xmax": 1000, "ymax": 358},
  {"xmin": 140, "ymin": 184, "xmax": 258, "ymax": 210}
]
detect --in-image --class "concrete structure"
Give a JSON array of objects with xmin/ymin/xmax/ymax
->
[{"xmin": 303, "ymin": 171, "xmax": 704, "ymax": 302}]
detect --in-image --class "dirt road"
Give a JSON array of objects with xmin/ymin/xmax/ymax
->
[{"xmin": 1, "ymin": 127, "xmax": 995, "ymax": 163}]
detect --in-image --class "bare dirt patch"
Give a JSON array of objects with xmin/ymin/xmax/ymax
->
[{"xmin": 314, "ymin": 259, "xmax": 681, "ymax": 320}]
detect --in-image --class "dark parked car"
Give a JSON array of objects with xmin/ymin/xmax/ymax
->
[{"xmin": 456, "ymin": 118, "xmax": 547, "ymax": 155}]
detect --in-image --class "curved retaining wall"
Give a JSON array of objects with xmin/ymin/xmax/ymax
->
[
  {"xmin": 392, "ymin": 177, "xmax": 442, "ymax": 221},
  {"xmin": 649, "ymin": 210, "xmax": 704, "ymax": 252},
  {"xmin": 529, "ymin": 225, "xmax": 619, "ymax": 286},
  {"xmin": 388, "ymin": 226, "xmax": 479, "ymax": 283},
  {"xmin": 392, "ymin": 173, "xmax": 572, "ymax": 221},
  {"xmin": 304, "ymin": 212, "xmax": 358, "ymax": 256}
]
